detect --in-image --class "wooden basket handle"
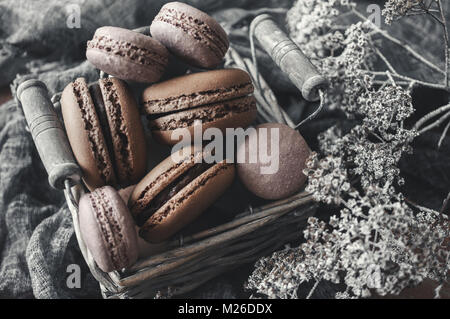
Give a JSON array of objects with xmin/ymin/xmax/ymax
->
[
  {"xmin": 251, "ymin": 14, "xmax": 328, "ymax": 102},
  {"xmin": 16, "ymin": 79, "xmax": 81, "ymax": 189}
]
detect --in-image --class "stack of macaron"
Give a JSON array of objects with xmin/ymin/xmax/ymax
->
[
  {"xmin": 61, "ymin": 77, "xmax": 147, "ymax": 191},
  {"xmin": 59, "ymin": 2, "xmax": 310, "ymax": 273}
]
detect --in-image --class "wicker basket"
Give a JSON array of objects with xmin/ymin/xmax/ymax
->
[
  {"xmin": 65, "ymin": 184, "xmax": 315, "ymax": 298},
  {"xmin": 16, "ymin": 21, "xmax": 322, "ymax": 298}
]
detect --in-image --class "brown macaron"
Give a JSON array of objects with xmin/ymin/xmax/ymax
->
[
  {"xmin": 61, "ymin": 77, "xmax": 147, "ymax": 190},
  {"xmin": 237, "ymin": 123, "xmax": 311, "ymax": 200},
  {"xmin": 87, "ymin": 26, "xmax": 169, "ymax": 83},
  {"xmin": 129, "ymin": 146, "xmax": 235, "ymax": 243},
  {"xmin": 142, "ymin": 68, "xmax": 257, "ymax": 145},
  {"xmin": 150, "ymin": 2, "xmax": 229, "ymax": 69},
  {"xmin": 79, "ymin": 186, "xmax": 138, "ymax": 273}
]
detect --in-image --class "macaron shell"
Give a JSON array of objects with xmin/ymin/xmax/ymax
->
[
  {"xmin": 60, "ymin": 78, "xmax": 116, "ymax": 190},
  {"xmin": 87, "ymin": 26, "xmax": 169, "ymax": 83},
  {"xmin": 142, "ymin": 69, "xmax": 253, "ymax": 114},
  {"xmin": 237, "ymin": 123, "xmax": 311, "ymax": 200},
  {"xmin": 150, "ymin": 100, "xmax": 258, "ymax": 145},
  {"xmin": 79, "ymin": 186, "xmax": 138, "ymax": 273},
  {"xmin": 129, "ymin": 146, "xmax": 202, "ymax": 218},
  {"xmin": 139, "ymin": 161, "xmax": 235, "ymax": 243},
  {"xmin": 150, "ymin": 2, "xmax": 229, "ymax": 69},
  {"xmin": 87, "ymin": 50, "xmax": 163, "ymax": 83},
  {"xmin": 99, "ymin": 78, "xmax": 147, "ymax": 186},
  {"xmin": 93, "ymin": 26, "xmax": 169, "ymax": 55},
  {"xmin": 119, "ymin": 185, "xmax": 188, "ymax": 259},
  {"xmin": 79, "ymin": 192, "xmax": 114, "ymax": 272}
]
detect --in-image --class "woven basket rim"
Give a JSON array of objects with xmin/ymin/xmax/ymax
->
[
  {"xmin": 64, "ymin": 183, "xmax": 315, "ymax": 297},
  {"xmin": 49, "ymin": 25, "xmax": 318, "ymax": 298}
]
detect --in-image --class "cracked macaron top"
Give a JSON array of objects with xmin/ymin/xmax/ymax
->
[
  {"xmin": 150, "ymin": 2, "xmax": 229, "ymax": 69},
  {"xmin": 61, "ymin": 77, "xmax": 147, "ymax": 190},
  {"xmin": 87, "ymin": 26, "xmax": 169, "ymax": 83},
  {"xmin": 141, "ymin": 68, "xmax": 257, "ymax": 145}
]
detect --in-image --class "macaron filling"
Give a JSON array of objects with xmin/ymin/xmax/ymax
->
[
  {"xmin": 139, "ymin": 163, "xmax": 231, "ymax": 235},
  {"xmin": 81, "ymin": 79, "xmax": 134, "ymax": 186},
  {"xmin": 154, "ymin": 6, "xmax": 228, "ymax": 59},
  {"xmin": 72, "ymin": 79, "xmax": 115, "ymax": 184},
  {"xmin": 89, "ymin": 83, "xmax": 116, "ymax": 169},
  {"xmin": 87, "ymin": 35, "xmax": 168, "ymax": 71},
  {"xmin": 148, "ymin": 96, "xmax": 257, "ymax": 131},
  {"xmin": 134, "ymin": 162, "xmax": 214, "ymax": 227},
  {"xmin": 100, "ymin": 79, "xmax": 134, "ymax": 182}
]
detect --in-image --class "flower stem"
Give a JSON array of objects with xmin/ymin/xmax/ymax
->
[
  {"xmin": 418, "ymin": 110, "xmax": 450, "ymax": 135},
  {"xmin": 306, "ymin": 278, "xmax": 321, "ymax": 299},
  {"xmin": 364, "ymin": 70, "xmax": 448, "ymax": 91},
  {"xmin": 437, "ymin": 117, "xmax": 450, "ymax": 148}
]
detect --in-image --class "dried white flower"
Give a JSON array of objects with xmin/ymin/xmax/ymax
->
[{"xmin": 247, "ymin": 182, "xmax": 449, "ymax": 298}]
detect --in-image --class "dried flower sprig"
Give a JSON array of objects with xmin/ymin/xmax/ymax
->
[
  {"xmin": 247, "ymin": 152, "xmax": 449, "ymax": 298},
  {"xmin": 290, "ymin": 0, "xmax": 450, "ymax": 140},
  {"xmin": 303, "ymin": 155, "xmax": 449, "ymax": 297},
  {"xmin": 247, "ymin": 0, "xmax": 450, "ymax": 299}
]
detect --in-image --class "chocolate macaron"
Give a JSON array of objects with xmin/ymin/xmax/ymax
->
[
  {"xmin": 142, "ymin": 68, "xmax": 257, "ymax": 145},
  {"xmin": 237, "ymin": 123, "xmax": 311, "ymax": 200},
  {"xmin": 129, "ymin": 147, "xmax": 235, "ymax": 243},
  {"xmin": 61, "ymin": 77, "xmax": 147, "ymax": 190},
  {"xmin": 150, "ymin": 2, "xmax": 229, "ymax": 69},
  {"xmin": 87, "ymin": 26, "xmax": 169, "ymax": 83},
  {"xmin": 79, "ymin": 186, "xmax": 138, "ymax": 273}
]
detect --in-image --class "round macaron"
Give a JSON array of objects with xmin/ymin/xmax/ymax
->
[
  {"xmin": 86, "ymin": 26, "xmax": 169, "ymax": 83},
  {"xmin": 129, "ymin": 146, "xmax": 235, "ymax": 243},
  {"xmin": 150, "ymin": 2, "xmax": 229, "ymax": 69},
  {"xmin": 142, "ymin": 68, "xmax": 257, "ymax": 145},
  {"xmin": 60, "ymin": 77, "xmax": 147, "ymax": 190},
  {"xmin": 79, "ymin": 186, "xmax": 138, "ymax": 273},
  {"xmin": 237, "ymin": 123, "xmax": 311, "ymax": 200}
]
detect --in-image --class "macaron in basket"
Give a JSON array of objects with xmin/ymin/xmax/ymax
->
[{"xmin": 39, "ymin": 2, "xmax": 313, "ymax": 276}]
